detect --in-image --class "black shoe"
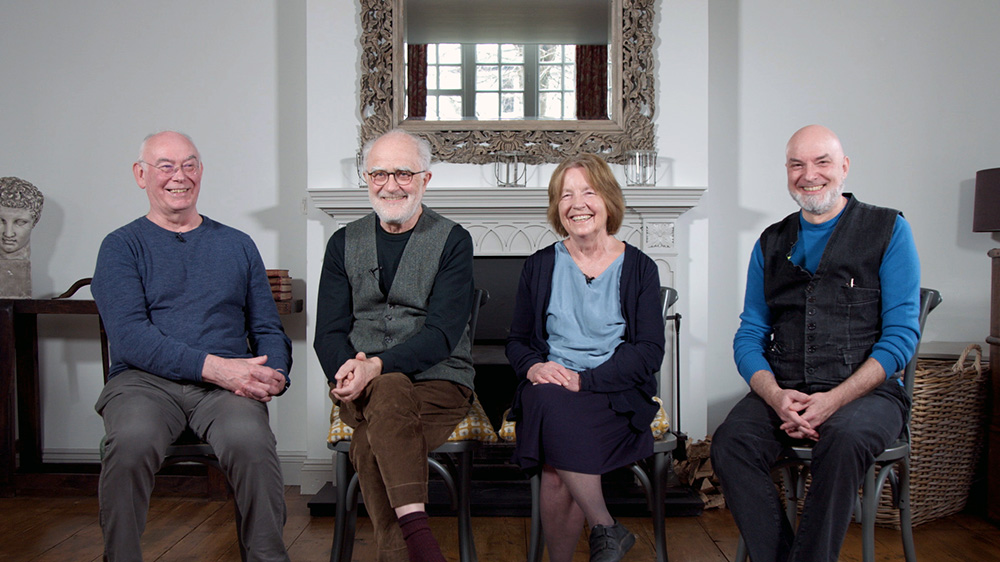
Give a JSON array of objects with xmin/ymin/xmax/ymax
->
[{"xmin": 589, "ymin": 521, "xmax": 636, "ymax": 562}]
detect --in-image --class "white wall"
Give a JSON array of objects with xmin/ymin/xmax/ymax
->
[
  {"xmin": 705, "ymin": 0, "xmax": 1000, "ymax": 429},
  {"xmin": 0, "ymin": 0, "xmax": 310, "ymax": 476},
  {"xmin": 3, "ymin": 0, "xmax": 997, "ymax": 491}
]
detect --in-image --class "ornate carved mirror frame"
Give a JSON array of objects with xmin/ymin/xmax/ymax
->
[{"xmin": 358, "ymin": 0, "xmax": 655, "ymax": 164}]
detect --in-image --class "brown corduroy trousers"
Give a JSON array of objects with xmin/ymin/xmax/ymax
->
[{"xmin": 339, "ymin": 373, "xmax": 472, "ymax": 562}]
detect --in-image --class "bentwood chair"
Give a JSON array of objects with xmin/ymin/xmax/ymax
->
[
  {"xmin": 64, "ymin": 278, "xmax": 246, "ymax": 560},
  {"xmin": 518, "ymin": 286, "xmax": 680, "ymax": 562},
  {"xmin": 327, "ymin": 288, "xmax": 494, "ymax": 562},
  {"xmin": 734, "ymin": 287, "xmax": 942, "ymax": 562}
]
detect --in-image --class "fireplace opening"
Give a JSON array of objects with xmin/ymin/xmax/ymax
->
[
  {"xmin": 471, "ymin": 255, "xmax": 526, "ymax": 428},
  {"xmin": 472, "ymin": 255, "xmax": 526, "ymax": 345}
]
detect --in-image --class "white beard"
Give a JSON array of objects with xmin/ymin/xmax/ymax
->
[
  {"xmin": 791, "ymin": 182, "xmax": 845, "ymax": 215},
  {"xmin": 369, "ymin": 191, "xmax": 422, "ymax": 226}
]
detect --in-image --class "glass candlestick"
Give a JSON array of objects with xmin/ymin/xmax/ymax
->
[{"xmin": 624, "ymin": 149, "xmax": 657, "ymax": 186}]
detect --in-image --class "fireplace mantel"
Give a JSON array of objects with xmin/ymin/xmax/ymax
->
[
  {"xmin": 308, "ymin": 186, "xmax": 705, "ymax": 259},
  {"xmin": 309, "ymin": 185, "xmax": 704, "ymax": 417}
]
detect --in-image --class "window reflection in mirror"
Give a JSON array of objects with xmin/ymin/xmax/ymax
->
[{"xmin": 405, "ymin": 0, "xmax": 611, "ymax": 121}]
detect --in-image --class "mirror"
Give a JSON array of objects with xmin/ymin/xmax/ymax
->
[
  {"xmin": 358, "ymin": 0, "xmax": 655, "ymax": 164},
  {"xmin": 405, "ymin": 0, "xmax": 611, "ymax": 122}
]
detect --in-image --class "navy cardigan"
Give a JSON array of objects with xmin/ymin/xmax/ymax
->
[{"xmin": 505, "ymin": 242, "xmax": 665, "ymax": 432}]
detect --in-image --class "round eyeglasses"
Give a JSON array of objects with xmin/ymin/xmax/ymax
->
[
  {"xmin": 367, "ymin": 170, "xmax": 426, "ymax": 187},
  {"xmin": 139, "ymin": 159, "xmax": 201, "ymax": 176}
]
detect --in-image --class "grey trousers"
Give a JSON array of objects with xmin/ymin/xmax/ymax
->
[{"xmin": 95, "ymin": 370, "xmax": 289, "ymax": 562}]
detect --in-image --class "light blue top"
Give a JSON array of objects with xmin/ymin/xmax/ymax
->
[{"xmin": 545, "ymin": 242, "xmax": 626, "ymax": 371}]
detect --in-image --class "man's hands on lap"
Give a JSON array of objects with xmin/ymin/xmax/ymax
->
[
  {"xmin": 526, "ymin": 361, "xmax": 581, "ymax": 392},
  {"xmin": 202, "ymin": 354, "xmax": 286, "ymax": 402},
  {"xmin": 767, "ymin": 386, "xmax": 820, "ymax": 440},
  {"xmin": 331, "ymin": 352, "xmax": 383, "ymax": 402},
  {"xmin": 751, "ymin": 359, "xmax": 886, "ymax": 441}
]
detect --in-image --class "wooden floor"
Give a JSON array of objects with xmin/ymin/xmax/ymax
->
[{"xmin": 3, "ymin": 486, "xmax": 999, "ymax": 561}]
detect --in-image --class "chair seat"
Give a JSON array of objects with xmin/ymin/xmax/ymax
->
[
  {"xmin": 497, "ymin": 395, "xmax": 672, "ymax": 442},
  {"xmin": 652, "ymin": 431, "xmax": 678, "ymax": 452},
  {"xmin": 780, "ymin": 437, "xmax": 909, "ymax": 463},
  {"xmin": 328, "ymin": 394, "xmax": 498, "ymax": 446}
]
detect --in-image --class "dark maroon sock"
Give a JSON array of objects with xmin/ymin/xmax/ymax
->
[{"xmin": 398, "ymin": 511, "xmax": 446, "ymax": 562}]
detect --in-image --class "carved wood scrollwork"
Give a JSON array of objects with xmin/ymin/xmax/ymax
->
[{"xmin": 357, "ymin": 0, "xmax": 656, "ymax": 165}]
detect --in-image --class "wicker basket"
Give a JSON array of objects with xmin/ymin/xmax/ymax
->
[{"xmin": 875, "ymin": 344, "xmax": 989, "ymax": 528}]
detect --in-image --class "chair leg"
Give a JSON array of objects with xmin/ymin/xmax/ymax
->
[
  {"xmin": 779, "ymin": 465, "xmax": 801, "ymax": 528},
  {"xmin": 331, "ymin": 449, "xmax": 354, "ymax": 562},
  {"xmin": 231, "ymin": 485, "xmax": 247, "ymax": 562},
  {"xmin": 898, "ymin": 458, "xmax": 917, "ymax": 562},
  {"xmin": 651, "ymin": 451, "xmax": 669, "ymax": 562},
  {"xmin": 456, "ymin": 449, "xmax": 478, "ymax": 562},
  {"xmin": 528, "ymin": 472, "xmax": 544, "ymax": 562},
  {"xmin": 861, "ymin": 464, "xmax": 878, "ymax": 562},
  {"xmin": 735, "ymin": 535, "xmax": 749, "ymax": 562}
]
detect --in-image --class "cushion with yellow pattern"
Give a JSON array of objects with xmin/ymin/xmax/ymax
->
[
  {"xmin": 498, "ymin": 408, "xmax": 517, "ymax": 442},
  {"xmin": 328, "ymin": 394, "xmax": 498, "ymax": 444},
  {"xmin": 650, "ymin": 396, "xmax": 671, "ymax": 439}
]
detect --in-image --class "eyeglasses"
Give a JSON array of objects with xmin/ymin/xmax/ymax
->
[
  {"xmin": 139, "ymin": 159, "xmax": 201, "ymax": 176},
  {"xmin": 367, "ymin": 170, "xmax": 426, "ymax": 187}
]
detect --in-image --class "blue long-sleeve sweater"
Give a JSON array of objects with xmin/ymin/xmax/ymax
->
[
  {"xmin": 92, "ymin": 216, "xmax": 291, "ymax": 384},
  {"xmin": 733, "ymin": 209, "xmax": 920, "ymax": 385}
]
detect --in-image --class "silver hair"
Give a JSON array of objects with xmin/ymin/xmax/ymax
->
[
  {"xmin": 0, "ymin": 177, "xmax": 44, "ymax": 225},
  {"xmin": 138, "ymin": 131, "xmax": 199, "ymax": 161},
  {"xmin": 361, "ymin": 129, "xmax": 432, "ymax": 172}
]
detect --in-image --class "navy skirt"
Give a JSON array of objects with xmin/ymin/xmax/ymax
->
[{"xmin": 511, "ymin": 383, "xmax": 653, "ymax": 475}]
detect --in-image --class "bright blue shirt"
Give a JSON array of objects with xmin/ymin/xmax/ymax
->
[{"xmin": 733, "ymin": 209, "xmax": 920, "ymax": 385}]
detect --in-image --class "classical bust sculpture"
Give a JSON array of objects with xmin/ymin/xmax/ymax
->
[{"xmin": 0, "ymin": 176, "xmax": 44, "ymax": 298}]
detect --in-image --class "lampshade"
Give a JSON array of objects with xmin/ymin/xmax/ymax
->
[{"xmin": 974, "ymin": 167, "xmax": 1000, "ymax": 232}]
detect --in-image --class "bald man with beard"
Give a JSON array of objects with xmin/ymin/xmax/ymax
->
[{"xmin": 711, "ymin": 125, "xmax": 921, "ymax": 562}]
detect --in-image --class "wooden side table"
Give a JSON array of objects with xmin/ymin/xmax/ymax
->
[
  {"xmin": 0, "ymin": 294, "xmax": 302, "ymax": 497},
  {"xmin": 0, "ymin": 297, "xmax": 99, "ymax": 496}
]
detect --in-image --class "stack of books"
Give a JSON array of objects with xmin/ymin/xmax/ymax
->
[{"xmin": 267, "ymin": 269, "xmax": 299, "ymax": 314}]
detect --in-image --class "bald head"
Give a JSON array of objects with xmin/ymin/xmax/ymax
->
[
  {"xmin": 785, "ymin": 125, "xmax": 850, "ymax": 223},
  {"xmin": 786, "ymin": 125, "xmax": 845, "ymax": 161}
]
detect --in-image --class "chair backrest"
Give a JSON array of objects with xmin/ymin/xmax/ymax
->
[
  {"xmin": 660, "ymin": 286, "xmax": 678, "ymax": 322},
  {"xmin": 902, "ymin": 287, "xmax": 943, "ymax": 400},
  {"xmin": 468, "ymin": 287, "xmax": 489, "ymax": 343},
  {"xmin": 655, "ymin": 286, "xmax": 679, "ymax": 397},
  {"xmin": 52, "ymin": 277, "xmax": 113, "ymax": 382}
]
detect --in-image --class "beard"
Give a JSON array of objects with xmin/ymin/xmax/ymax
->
[
  {"xmin": 790, "ymin": 181, "xmax": 845, "ymax": 215},
  {"xmin": 369, "ymin": 190, "xmax": 423, "ymax": 226}
]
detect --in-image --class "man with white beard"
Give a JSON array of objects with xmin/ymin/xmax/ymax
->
[
  {"xmin": 314, "ymin": 129, "xmax": 476, "ymax": 562},
  {"xmin": 710, "ymin": 125, "xmax": 921, "ymax": 562}
]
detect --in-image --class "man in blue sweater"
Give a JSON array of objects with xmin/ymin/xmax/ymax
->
[
  {"xmin": 711, "ymin": 125, "xmax": 921, "ymax": 562},
  {"xmin": 92, "ymin": 131, "xmax": 292, "ymax": 561}
]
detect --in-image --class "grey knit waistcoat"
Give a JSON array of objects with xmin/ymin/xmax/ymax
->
[{"xmin": 344, "ymin": 207, "xmax": 475, "ymax": 389}]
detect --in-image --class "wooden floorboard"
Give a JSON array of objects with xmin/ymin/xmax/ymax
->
[{"xmin": 1, "ymin": 486, "xmax": 998, "ymax": 561}]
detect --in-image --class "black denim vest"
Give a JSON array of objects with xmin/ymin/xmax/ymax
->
[{"xmin": 761, "ymin": 194, "xmax": 899, "ymax": 391}]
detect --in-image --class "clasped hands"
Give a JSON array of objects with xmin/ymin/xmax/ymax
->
[
  {"xmin": 202, "ymin": 354, "xmax": 286, "ymax": 402},
  {"xmin": 330, "ymin": 352, "xmax": 383, "ymax": 402},
  {"xmin": 526, "ymin": 361, "xmax": 581, "ymax": 392},
  {"xmin": 770, "ymin": 388, "xmax": 841, "ymax": 441}
]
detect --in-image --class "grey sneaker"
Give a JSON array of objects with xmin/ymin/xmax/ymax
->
[{"xmin": 588, "ymin": 521, "xmax": 636, "ymax": 562}]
